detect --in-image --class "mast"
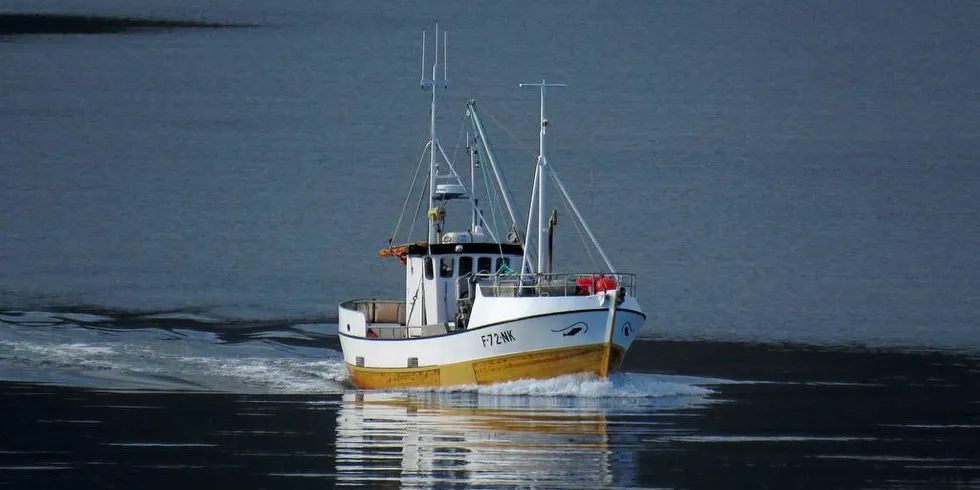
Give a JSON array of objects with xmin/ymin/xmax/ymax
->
[
  {"xmin": 468, "ymin": 131, "xmax": 478, "ymax": 233},
  {"xmin": 421, "ymin": 24, "xmax": 449, "ymax": 244},
  {"xmin": 519, "ymin": 79, "xmax": 564, "ymax": 274}
]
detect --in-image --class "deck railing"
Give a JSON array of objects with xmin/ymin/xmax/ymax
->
[
  {"xmin": 476, "ymin": 272, "xmax": 636, "ymax": 299},
  {"xmin": 341, "ymin": 298, "xmax": 406, "ymax": 325}
]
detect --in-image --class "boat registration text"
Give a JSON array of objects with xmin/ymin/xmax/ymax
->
[{"xmin": 481, "ymin": 330, "xmax": 516, "ymax": 348}]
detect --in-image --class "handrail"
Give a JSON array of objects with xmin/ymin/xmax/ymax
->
[{"xmin": 476, "ymin": 272, "xmax": 637, "ymax": 299}]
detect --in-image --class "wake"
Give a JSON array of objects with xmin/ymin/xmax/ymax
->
[{"xmin": 1, "ymin": 310, "xmax": 717, "ymax": 401}]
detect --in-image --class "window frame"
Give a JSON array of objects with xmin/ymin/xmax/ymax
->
[
  {"xmin": 458, "ymin": 256, "xmax": 473, "ymax": 277},
  {"xmin": 439, "ymin": 256, "xmax": 454, "ymax": 278},
  {"xmin": 477, "ymin": 257, "xmax": 492, "ymax": 275}
]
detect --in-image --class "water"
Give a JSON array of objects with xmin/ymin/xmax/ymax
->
[
  {"xmin": 1, "ymin": 316, "xmax": 978, "ymax": 488},
  {"xmin": 3, "ymin": 0, "xmax": 978, "ymax": 348},
  {"xmin": 1, "ymin": 1, "xmax": 979, "ymax": 487}
]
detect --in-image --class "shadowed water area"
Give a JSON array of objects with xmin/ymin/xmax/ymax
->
[{"xmin": 0, "ymin": 13, "xmax": 250, "ymax": 36}]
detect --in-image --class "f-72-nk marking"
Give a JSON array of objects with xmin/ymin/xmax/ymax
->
[{"xmin": 481, "ymin": 330, "xmax": 516, "ymax": 348}]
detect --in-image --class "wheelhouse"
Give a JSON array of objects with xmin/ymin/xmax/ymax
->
[{"xmin": 403, "ymin": 242, "xmax": 523, "ymax": 328}]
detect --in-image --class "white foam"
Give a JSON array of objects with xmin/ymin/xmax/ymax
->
[
  {"xmin": 175, "ymin": 355, "xmax": 349, "ymax": 393},
  {"xmin": 400, "ymin": 371, "xmax": 712, "ymax": 399},
  {"xmin": 0, "ymin": 336, "xmax": 348, "ymax": 394},
  {"xmin": 0, "ymin": 339, "xmax": 126, "ymax": 370}
]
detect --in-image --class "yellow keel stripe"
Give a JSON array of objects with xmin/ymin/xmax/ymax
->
[{"xmin": 347, "ymin": 343, "xmax": 626, "ymax": 389}]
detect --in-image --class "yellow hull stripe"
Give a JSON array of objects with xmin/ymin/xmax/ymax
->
[{"xmin": 347, "ymin": 343, "xmax": 626, "ymax": 389}]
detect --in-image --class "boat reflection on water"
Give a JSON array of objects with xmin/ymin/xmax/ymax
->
[{"xmin": 335, "ymin": 376, "xmax": 712, "ymax": 488}]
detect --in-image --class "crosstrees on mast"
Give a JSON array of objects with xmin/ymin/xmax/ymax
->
[{"xmin": 519, "ymin": 79, "xmax": 565, "ymax": 274}]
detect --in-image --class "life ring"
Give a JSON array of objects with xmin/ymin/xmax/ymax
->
[
  {"xmin": 575, "ymin": 275, "xmax": 618, "ymax": 295},
  {"xmin": 595, "ymin": 276, "xmax": 618, "ymax": 293}
]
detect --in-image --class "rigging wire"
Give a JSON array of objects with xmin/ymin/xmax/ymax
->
[
  {"xmin": 448, "ymin": 113, "xmax": 466, "ymax": 176},
  {"xmin": 465, "ymin": 114, "xmax": 512, "ymax": 264},
  {"xmin": 476, "ymin": 136, "xmax": 510, "ymax": 262},
  {"xmin": 407, "ymin": 168, "xmax": 429, "ymax": 244},
  {"xmin": 550, "ymin": 171, "xmax": 600, "ymax": 272},
  {"xmin": 477, "ymin": 140, "xmax": 500, "ymax": 238},
  {"xmin": 388, "ymin": 99, "xmax": 602, "ymax": 273},
  {"xmin": 389, "ymin": 141, "xmax": 432, "ymax": 246},
  {"xmin": 479, "ymin": 102, "xmax": 606, "ymax": 272},
  {"xmin": 481, "ymin": 105, "xmax": 537, "ymax": 161},
  {"xmin": 480, "ymin": 105, "xmax": 547, "ymax": 269}
]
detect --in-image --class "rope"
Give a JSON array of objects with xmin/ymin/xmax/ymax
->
[{"xmin": 406, "ymin": 273, "xmax": 425, "ymax": 323}]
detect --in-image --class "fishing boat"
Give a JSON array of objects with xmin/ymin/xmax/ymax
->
[{"xmin": 338, "ymin": 25, "xmax": 645, "ymax": 388}]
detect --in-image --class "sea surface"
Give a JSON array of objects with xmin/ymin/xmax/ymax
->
[{"xmin": 1, "ymin": 1, "xmax": 979, "ymax": 488}]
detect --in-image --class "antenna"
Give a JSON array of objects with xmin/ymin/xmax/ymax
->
[
  {"xmin": 421, "ymin": 24, "xmax": 450, "ymax": 244},
  {"xmin": 420, "ymin": 24, "xmax": 449, "ymax": 90}
]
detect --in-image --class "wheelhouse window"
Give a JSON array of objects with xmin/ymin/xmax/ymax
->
[
  {"xmin": 459, "ymin": 256, "xmax": 473, "ymax": 277},
  {"xmin": 440, "ymin": 256, "xmax": 454, "ymax": 278},
  {"xmin": 424, "ymin": 257, "xmax": 434, "ymax": 279},
  {"xmin": 477, "ymin": 257, "xmax": 492, "ymax": 275}
]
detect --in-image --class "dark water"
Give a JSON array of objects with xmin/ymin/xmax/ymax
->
[
  {"xmin": 1, "ymin": 315, "xmax": 978, "ymax": 489},
  {"xmin": 2, "ymin": 1, "xmax": 980, "ymax": 488}
]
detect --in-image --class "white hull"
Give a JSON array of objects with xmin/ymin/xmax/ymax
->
[{"xmin": 339, "ymin": 292, "xmax": 644, "ymax": 388}]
